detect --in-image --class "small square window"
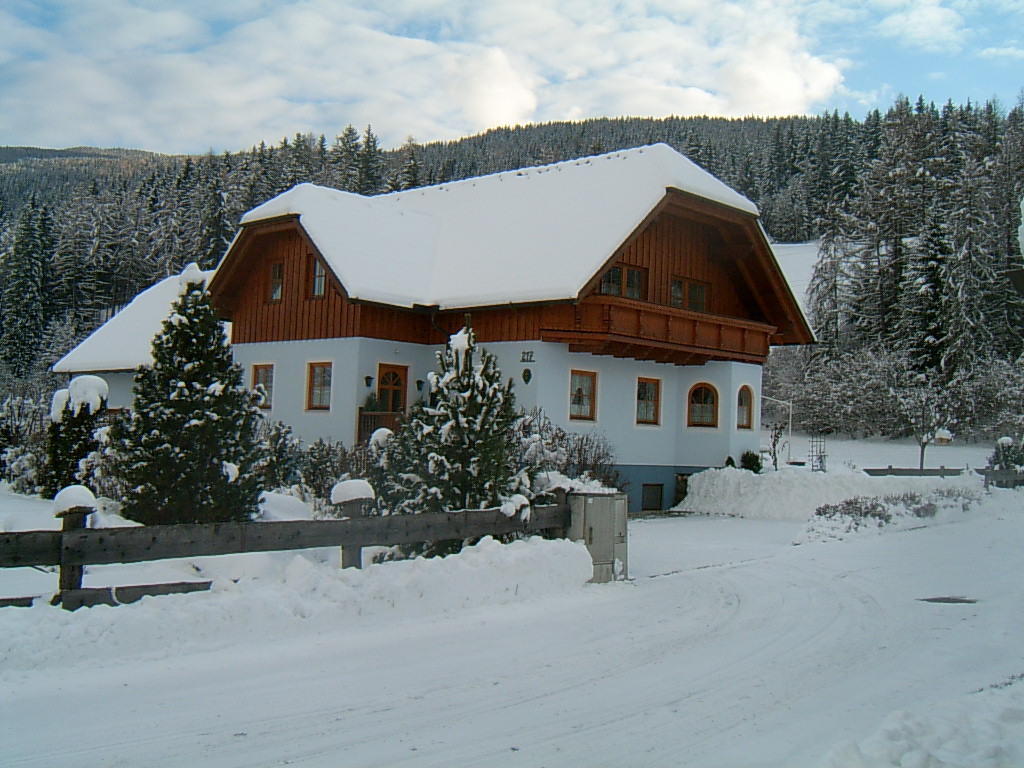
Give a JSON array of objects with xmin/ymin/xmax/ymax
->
[
  {"xmin": 252, "ymin": 364, "xmax": 274, "ymax": 409},
  {"xmin": 307, "ymin": 362, "xmax": 332, "ymax": 410},
  {"xmin": 599, "ymin": 267, "xmax": 622, "ymax": 296},
  {"xmin": 569, "ymin": 370, "xmax": 597, "ymax": 421},
  {"xmin": 625, "ymin": 267, "xmax": 647, "ymax": 300},
  {"xmin": 641, "ymin": 484, "xmax": 664, "ymax": 511},
  {"xmin": 636, "ymin": 377, "xmax": 660, "ymax": 425}
]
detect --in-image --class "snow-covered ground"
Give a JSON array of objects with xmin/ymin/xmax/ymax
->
[{"xmin": 2, "ymin": 438, "xmax": 1022, "ymax": 767}]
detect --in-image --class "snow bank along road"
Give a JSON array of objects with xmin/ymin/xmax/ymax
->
[{"xmin": 2, "ymin": 498, "xmax": 1022, "ymax": 767}]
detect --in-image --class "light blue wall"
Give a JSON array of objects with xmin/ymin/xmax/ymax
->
[
  {"xmin": 96, "ymin": 336, "xmax": 762, "ymax": 513},
  {"xmin": 231, "ymin": 337, "xmax": 438, "ymax": 445}
]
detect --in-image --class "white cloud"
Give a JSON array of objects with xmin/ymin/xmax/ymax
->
[
  {"xmin": 874, "ymin": 0, "xmax": 966, "ymax": 52},
  {"xmin": 0, "ymin": 0, "xmax": 847, "ymax": 153},
  {"xmin": 978, "ymin": 45, "xmax": 1024, "ymax": 59}
]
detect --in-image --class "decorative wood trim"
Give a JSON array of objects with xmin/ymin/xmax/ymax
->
[{"xmin": 687, "ymin": 381, "xmax": 719, "ymax": 428}]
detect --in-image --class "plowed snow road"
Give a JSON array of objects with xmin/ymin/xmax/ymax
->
[{"xmin": 4, "ymin": 514, "xmax": 1022, "ymax": 767}]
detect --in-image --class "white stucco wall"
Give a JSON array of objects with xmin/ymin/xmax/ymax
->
[
  {"xmin": 97, "ymin": 336, "xmax": 761, "ymax": 478},
  {"xmin": 451, "ymin": 340, "xmax": 761, "ymax": 470}
]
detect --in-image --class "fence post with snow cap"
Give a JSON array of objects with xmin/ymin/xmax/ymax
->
[
  {"xmin": 331, "ymin": 479, "xmax": 377, "ymax": 569},
  {"xmin": 52, "ymin": 485, "xmax": 99, "ymax": 604}
]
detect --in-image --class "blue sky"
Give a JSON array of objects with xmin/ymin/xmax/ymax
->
[{"xmin": 1, "ymin": 0, "xmax": 1022, "ymax": 154}]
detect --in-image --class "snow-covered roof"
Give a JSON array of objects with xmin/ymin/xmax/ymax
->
[
  {"xmin": 239, "ymin": 143, "xmax": 759, "ymax": 310},
  {"xmin": 53, "ymin": 265, "xmax": 216, "ymax": 373}
]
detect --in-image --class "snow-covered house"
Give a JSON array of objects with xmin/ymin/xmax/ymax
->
[{"xmin": 56, "ymin": 144, "xmax": 812, "ymax": 513}]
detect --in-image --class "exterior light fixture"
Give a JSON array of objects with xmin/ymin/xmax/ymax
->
[{"xmin": 364, "ymin": 376, "xmax": 374, "ymax": 388}]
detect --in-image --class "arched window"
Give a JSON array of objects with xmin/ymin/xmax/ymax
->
[
  {"xmin": 737, "ymin": 386, "xmax": 753, "ymax": 430},
  {"xmin": 687, "ymin": 383, "xmax": 718, "ymax": 427}
]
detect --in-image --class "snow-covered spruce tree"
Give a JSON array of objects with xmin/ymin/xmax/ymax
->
[
  {"xmin": 43, "ymin": 375, "xmax": 107, "ymax": 499},
  {"xmin": 109, "ymin": 270, "xmax": 262, "ymax": 524},
  {"xmin": 1, "ymin": 197, "xmax": 54, "ymax": 379},
  {"xmin": 378, "ymin": 327, "xmax": 528, "ymax": 517}
]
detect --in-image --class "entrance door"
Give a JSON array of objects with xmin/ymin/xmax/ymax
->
[{"xmin": 377, "ymin": 364, "xmax": 408, "ymax": 413}]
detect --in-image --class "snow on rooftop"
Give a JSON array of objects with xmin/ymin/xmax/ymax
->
[
  {"xmin": 240, "ymin": 144, "xmax": 759, "ymax": 310},
  {"xmin": 53, "ymin": 266, "xmax": 216, "ymax": 373}
]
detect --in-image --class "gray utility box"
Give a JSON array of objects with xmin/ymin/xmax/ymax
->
[{"xmin": 567, "ymin": 492, "xmax": 628, "ymax": 583}]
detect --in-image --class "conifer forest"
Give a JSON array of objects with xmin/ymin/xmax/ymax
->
[{"xmin": 1, "ymin": 95, "xmax": 1022, "ymax": 441}]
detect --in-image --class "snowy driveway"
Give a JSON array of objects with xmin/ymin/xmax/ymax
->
[{"xmin": 3, "ymin": 510, "xmax": 1023, "ymax": 767}]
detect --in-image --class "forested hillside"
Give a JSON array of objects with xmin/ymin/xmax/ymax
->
[{"xmin": 1, "ymin": 96, "xmax": 1022, "ymax": 442}]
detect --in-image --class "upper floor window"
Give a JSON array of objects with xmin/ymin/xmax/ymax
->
[
  {"xmin": 252, "ymin": 364, "xmax": 274, "ymax": 409},
  {"xmin": 670, "ymin": 277, "xmax": 709, "ymax": 312},
  {"xmin": 307, "ymin": 362, "xmax": 332, "ymax": 410},
  {"xmin": 599, "ymin": 265, "xmax": 648, "ymax": 301},
  {"xmin": 737, "ymin": 386, "xmax": 753, "ymax": 430},
  {"xmin": 570, "ymin": 370, "xmax": 597, "ymax": 421},
  {"xmin": 636, "ymin": 377, "xmax": 660, "ymax": 425},
  {"xmin": 269, "ymin": 263, "xmax": 283, "ymax": 302},
  {"xmin": 310, "ymin": 257, "xmax": 326, "ymax": 298},
  {"xmin": 687, "ymin": 383, "xmax": 718, "ymax": 428}
]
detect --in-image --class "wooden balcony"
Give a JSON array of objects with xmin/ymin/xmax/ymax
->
[
  {"xmin": 357, "ymin": 409, "xmax": 403, "ymax": 444},
  {"xmin": 539, "ymin": 295, "xmax": 776, "ymax": 365}
]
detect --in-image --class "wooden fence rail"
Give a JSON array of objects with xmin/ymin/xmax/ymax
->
[{"xmin": 0, "ymin": 503, "xmax": 569, "ymax": 609}]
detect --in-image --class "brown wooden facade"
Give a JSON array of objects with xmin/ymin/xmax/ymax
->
[{"xmin": 209, "ymin": 191, "xmax": 812, "ymax": 367}]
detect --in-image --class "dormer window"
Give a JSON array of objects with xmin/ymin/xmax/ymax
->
[{"xmin": 599, "ymin": 265, "xmax": 647, "ymax": 300}]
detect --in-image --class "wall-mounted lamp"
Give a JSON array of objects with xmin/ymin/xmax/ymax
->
[
  {"xmin": 416, "ymin": 379, "xmax": 425, "ymax": 391},
  {"xmin": 364, "ymin": 376, "xmax": 374, "ymax": 388}
]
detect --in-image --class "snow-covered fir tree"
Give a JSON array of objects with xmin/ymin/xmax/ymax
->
[
  {"xmin": 109, "ymin": 268, "xmax": 263, "ymax": 524},
  {"xmin": 1, "ymin": 197, "xmax": 53, "ymax": 379},
  {"xmin": 378, "ymin": 327, "xmax": 529, "ymax": 516}
]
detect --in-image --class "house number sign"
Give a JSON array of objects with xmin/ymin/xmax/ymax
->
[{"xmin": 520, "ymin": 350, "xmax": 535, "ymax": 363}]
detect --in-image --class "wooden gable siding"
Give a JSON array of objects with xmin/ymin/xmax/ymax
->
[
  {"xmin": 590, "ymin": 212, "xmax": 754, "ymax": 321},
  {"xmin": 228, "ymin": 229, "xmax": 428, "ymax": 345}
]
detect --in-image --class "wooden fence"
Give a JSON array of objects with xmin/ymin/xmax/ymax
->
[
  {"xmin": 862, "ymin": 466, "xmax": 968, "ymax": 478},
  {"xmin": 975, "ymin": 468, "xmax": 1024, "ymax": 489},
  {"xmin": 0, "ymin": 502, "xmax": 569, "ymax": 610}
]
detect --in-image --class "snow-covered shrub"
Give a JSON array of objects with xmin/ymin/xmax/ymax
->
[
  {"xmin": 42, "ymin": 376, "xmax": 107, "ymax": 498},
  {"xmin": 815, "ymin": 496, "xmax": 894, "ymax": 530},
  {"xmin": 2, "ymin": 443, "xmax": 43, "ymax": 494},
  {"xmin": 0, "ymin": 395, "xmax": 48, "ymax": 455},
  {"xmin": 988, "ymin": 435, "xmax": 1024, "ymax": 472},
  {"xmin": 76, "ymin": 421, "xmax": 128, "ymax": 502},
  {"xmin": 256, "ymin": 420, "xmax": 304, "ymax": 491},
  {"xmin": 107, "ymin": 277, "xmax": 263, "ymax": 524},
  {"xmin": 0, "ymin": 394, "xmax": 48, "ymax": 493},
  {"xmin": 510, "ymin": 408, "xmax": 619, "ymax": 491},
  {"xmin": 300, "ymin": 438, "xmax": 374, "ymax": 512},
  {"xmin": 806, "ymin": 489, "xmax": 981, "ymax": 541},
  {"xmin": 740, "ymin": 450, "xmax": 763, "ymax": 473}
]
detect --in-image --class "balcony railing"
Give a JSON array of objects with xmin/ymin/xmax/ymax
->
[
  {"xmin": 357, "ymin": 409, "xmax": 403, "ymax": 444},
  {"xmin": 540, "ymin": 295, "xmax": 776, "ymax": 364}
]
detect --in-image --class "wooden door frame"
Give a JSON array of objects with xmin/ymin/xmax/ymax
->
[{"xmin": 377, "ymin": 363, "xmax": 409, "ymax": 413}]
